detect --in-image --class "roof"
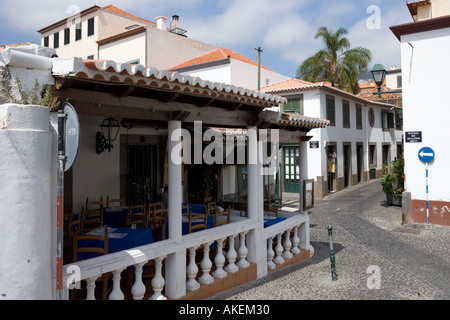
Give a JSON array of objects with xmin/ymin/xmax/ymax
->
[
  {"xmin": 407, "ymin": 0, "xmax": 431, "ymax": 17},
  {"xmin": 102, "ymin": 5, "xmax": 156, "ymax": 26},
  {"xmin": 390, "ymin": 14, "xmax": 450, "ymax": 40},
  {"xmin": 261, "ymin": 78, "xmax": 395, "ymax": 108},
  {"xmin": 258, "ymin": 78, "xmax": 314, "ymax": 91},
  {"xmin": 357, "ymin": 87, "xmax": 402, "ymax": 108},
  {"xmin": 37, "ymin": 4, "xmax": 156, "ymax": 33},
  {"xmin": 53, "ymin": 57, "xmax": 286, "ymax": 108},
  {"xmin": 97, "ymin": 26, "xmax": 146, "ymax": 46},
  {"xmin": 170, "ymin": 47, "xmax": 274, "ymax": 72}
]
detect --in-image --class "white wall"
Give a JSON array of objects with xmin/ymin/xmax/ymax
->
[
  {"xmin": 400, "ymin": 27, "xmax": 450, "ymax": 202},
  {"xmin": 99, "ymin": 32, "xmax": 146, "ymax": 64}
]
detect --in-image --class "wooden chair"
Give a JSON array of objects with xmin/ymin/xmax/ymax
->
[
  {"xmin": 153, "ymin": 207, "xmax": 168, "ymax": 240},
  {"xmin": 126, "ymin": 204, "xmax": 148, "ymax": 228},
  {"xmin": 182, "ymin": 203, "xmax": 190, "ymax": 216},
  {"xmin": 188, "ymin": 211, "xmax": 207, "ymax": 234},
  {"xmin": 106, "ymin": 196, "xmax": 123, "ymax": 207},
  {"xmin": 148, "ymin": 202, "xmax": 162, "ymax": 222},
  {"xmin": 80, "ymin": 206, "xmax": 103, "ymax": 234},
  {"xmin": 72, "ymin": 227, "xmax": 111, "ymax": 300},
  {"xmin": 214, "ymin": 205, "xmax": 231, "ymax": 227},
  {"xmin": 86, "ymin": 196, "xmax": 103, "ymax": 212},
  {"xmin": 206, "ymin": 201, "xmax": 216, "ymax": 215}
]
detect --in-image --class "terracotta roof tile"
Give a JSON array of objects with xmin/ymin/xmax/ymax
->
[
  {"xmin": 170, "ymin": 47, "xmax": 274, "ymax": 71},
  {"xmin": 102, "ymin": 5, "xmax": 156, "ymax": 26},
  {"xmin": 260, "ymin": 78, "xmax": 315, "ymax": 91}
]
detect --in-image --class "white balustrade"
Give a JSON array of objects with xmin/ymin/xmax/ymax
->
[
  {"xmin": 150, "ymin": 256, "xmax": 167, "ymax": 300},
  {"xmin": 266, "ymin": 237, "xmax": 276, "ymax": 270},
  {"xmin": 198, "ymin": 243, "xmax": 214, "ymax": 285},
  {"xmin": 212, "ymin": 238, "xmax": 227, "ymax": 279},
  {"xmin": 109, "ymin": 268, "xmax": 126, "ymax": 300},
  {"xmin": 273, "ymin": 233, "xmax": 285, "ymax": 264},
  {"xmin": 224, "ymin": 234, "xmax": 238, "ymax": 273},
  {"xmin": 186, "ymin": 246, "xmax": 200, "ymax": 291},
  {"xmin": 131, "ymin": 262, "xmax": 146, "ymax": 300},
  {"xmin": 291, "ymin": 226, "xmax": 301, "ymax": 254},
  {"xmin": 237, "ymin": 231, "xmax": 250, "ymax": 268},
  {"xmin": 282, "ymin": 228, "xmax": 293, "ymax": 259}
]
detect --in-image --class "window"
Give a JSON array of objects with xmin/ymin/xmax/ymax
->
[
  {"xmin": 43, "ymin": 36, "xmax": 49, "ymax": 47},
  {"xmin": 88, "ymin": 17, "xmax": 95, "ymax": 36},
  {"xmin": 126, "ymin": 24, "xmax": 141, "ymax": 30},
  {"xmin": 381, "ymin": 110, "xmax": 394, "ymax": 130},
  {"xmin": 356, "ymin": 104, "xmax": 362, "ymax": 130},
  {"xmin": 284, "ymin": 95, "xmax": 304, "ymax": 115},
  {"xmin": 369, "ymin": 143, "xmax": 377, "ymax": 167},
  {"xmin": 75, "ymin": 23, "xmax": 82, "ymax": 41},
  {"xmin": 53, "ymin": 32, "xmax": 59, "ymax": 48},
  {"xmin": 87, "ymin": 55, "xmax": 94, "ymax": 59},
  {"xmin": 397, "ymin": 75, "xmax": 402, "ymax": 88},
  {"xmin": 368, "ymin": 107, "xmax": 375, "ymax": 127},
  {"xmin": 64, "ymin": 28, "xmax": 70, "ymax": 45},
  {"xmin": 326, "ymin": 95, "xmax": 335, "ymax": 126},
  {"xmin": 342, "ymin": 100, "xmax": 350, "ymax": 128}
]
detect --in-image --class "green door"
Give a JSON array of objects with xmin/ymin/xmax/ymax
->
[{"xmin": 283, "ymin": 146, "xmax": 300, "ymax": 193}]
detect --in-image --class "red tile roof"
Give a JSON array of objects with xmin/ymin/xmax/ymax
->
[
  {"xmin": 170, "ymin": 47, "xmax": 274, "ymax": 71},
  {"xmin": 102, "ymin": 5, "xmax": 156, "ymax": 26},
  {"xmin": 260, "ymin": 78, "xmax": 315, "ymax": 92}
]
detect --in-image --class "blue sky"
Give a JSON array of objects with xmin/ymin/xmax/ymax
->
[{"xmin": 0, "ymin": 0, "xmax": 412, "ymax": 78}]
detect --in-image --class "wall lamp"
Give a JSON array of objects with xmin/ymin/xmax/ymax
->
[
  {"xmin": 96, "ymin": 117, "xmax": 120, "ymax": 154},
  {"xmin": 370, "ymin": 64, "xmax": 402, "ymax": 98}
]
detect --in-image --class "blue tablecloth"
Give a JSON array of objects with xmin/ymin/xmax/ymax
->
[
  {"xmin": 76, "ymin": 227, "xmax": 154, "ymax": 261},
  {"xmin": 103, "ymin": 206, "xmax": 129, "ymax": 227},
  {"xmin": 264, "ymin": 216, "xmax": 286, "ymax": 227}
]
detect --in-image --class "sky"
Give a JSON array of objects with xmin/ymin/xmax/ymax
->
[{"xmin": 0, "ymin": 0, "xmax": 413, "ymax": 79}]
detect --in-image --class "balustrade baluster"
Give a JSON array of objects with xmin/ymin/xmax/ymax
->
[
  {"xmin": 109, "ymin": 268, "xmax": 125, "ymax": 300},
  {"xmin": 291, "ymin": 225, "xmax": 301, "ymax": 254},
  {"xmin": 237, "ymin": 231, "xmax": 250, "ymax": 268},
  {"xmin": 131, "ymin": 262, "xmax": 146, "ymax": 300},
  {"xmin": 186, "ymin": 246, "xmax": 200, "ymax": 291},
  {"xmin": 274, "ymin": 233, "xmax": 285, "ymax": 264},
  {"xmin": 86, "ymin": 276, "xmax": 97, "ymax": 300},
  {"xmin": 282, "ymin": 228, "xmax": 293, "ymax": 259},
  {"xmin": 199, "ymin": 243, "xmax": 214, "ymax": 284},
  {"xmin": 150, "ymin": 256, "xmax": 167, "ymax": 300},
  {"xmin": 225, "ymin": 234, "xmax": 238, "ymax": 273},
  {"xmin": 267, "ymin": 236, "xmax": 276, "ymax": 270},
  {"xmin": 212, "ymin": 238, "xmax": 227, "ymax": 279}
]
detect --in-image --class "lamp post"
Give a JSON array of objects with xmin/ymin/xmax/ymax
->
[{"xmin": 370, "ymin": 64, "xmax": 402, "ymax": 97}]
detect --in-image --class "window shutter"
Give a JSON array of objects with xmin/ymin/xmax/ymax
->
[{"xmin": 387, "ymin": 112, "xmax": 394, "ymax": 128}]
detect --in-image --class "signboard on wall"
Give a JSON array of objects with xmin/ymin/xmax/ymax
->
[
  {"xmin": 310, "ymin": 141, "xmax": 319, "ymax": 149},
  {"xmin": 405, "ymin": 131, "xmax": 422, "ymax": 143}
]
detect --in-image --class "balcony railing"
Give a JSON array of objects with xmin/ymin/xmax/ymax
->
[{"xmin": 62, "ymin": 212, "xmax": 310, "ymax": 300}]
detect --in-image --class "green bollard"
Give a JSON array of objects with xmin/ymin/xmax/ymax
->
[{"xmin": 328, "ymin": 226, "xmax": 337, "ymax": 281}]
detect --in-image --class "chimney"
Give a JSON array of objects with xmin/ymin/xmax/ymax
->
[
  {"xmin": 157, "ymin": 16, "xmax": 167, "ymax": 30},
  {"xmin": 171, "ymin": 15, "xmax": 179, "ymax": 29}
]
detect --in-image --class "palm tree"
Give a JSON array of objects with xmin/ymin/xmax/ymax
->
[{"xmin": 296, "ymin": 26, "xmax": 372, "ymax": 95}]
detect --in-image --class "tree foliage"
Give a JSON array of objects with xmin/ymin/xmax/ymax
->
[{"xmin": 296, "ymin": 26, "xmax": 372, "ymax": 95}]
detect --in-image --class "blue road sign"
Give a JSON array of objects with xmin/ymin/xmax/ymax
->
[{"xmin": 418, "ymin": 147, "xmax": 435, "ymax": 163}]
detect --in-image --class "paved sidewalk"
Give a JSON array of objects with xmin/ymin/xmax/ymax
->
[{"xmin": 209, "ymin": 180, "xmax": 450, "ymax": 300}]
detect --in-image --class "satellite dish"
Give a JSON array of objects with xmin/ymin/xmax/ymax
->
[{"xmin": 63, "ymin": 102, "xmax": 80, "ymax": 171}]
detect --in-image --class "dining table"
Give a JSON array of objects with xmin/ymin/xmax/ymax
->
[
  {"xmin": 76, "ymin": 226, "xmax": 154, "ymax": 261},
  {"xmin": 103, "ymin": 206, "xmax": 129, "ymax": 227}
]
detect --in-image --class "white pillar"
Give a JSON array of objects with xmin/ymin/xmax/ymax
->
[
  {"xmin": 246, "ymin": 126, "xmax": 267, "ymax": 277},
  {"xmin": 165, "ymin": 120, "xmax": 186, "ymax": 299},
  {"xmin": 0, "ymin": 104, "xmax": 53, "ymax": 299},
  {"xmin": 299, "ymin": 140, "xmax": 309, "ymax": 213}
]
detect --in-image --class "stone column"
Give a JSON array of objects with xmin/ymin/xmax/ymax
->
[
  {"xmin": 0, "ymin": 104, "xmax": 53, "ymax": 299},
  {"xmin": 165, "ymin": 120, "xmax": 186, "ymax": 298}
]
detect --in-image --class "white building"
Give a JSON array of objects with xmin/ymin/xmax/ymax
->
[
  {"xmin": 170, "ymin": 47, "xmax": 290, "ymax": 91},
  {"xmin": 37, "ymin": 5, "xmax": 217, "ymax": 70},
  {"xmin": 261, "ymin": 78, "xmax": 403, "ymax": 198},
  {"xmin": 390, "ymin": 0, "xmax": 450, "ymax": 226}
]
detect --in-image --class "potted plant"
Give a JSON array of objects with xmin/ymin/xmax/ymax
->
[
  {"xmin": 199, "ymin": 168, "xmax": 214, "ymax": 198},
  {"xmin": 379, "ymin": 156, "xmax": 404, "ymax": 206}
]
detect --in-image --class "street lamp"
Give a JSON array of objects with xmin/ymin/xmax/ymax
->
[
  {"xmin": 370, "ymin": 64, "xmax": 402, "ymax": 97},
  {"xmin": 96, "ymin": 117, "xmax": 120, "ymax": 154}
]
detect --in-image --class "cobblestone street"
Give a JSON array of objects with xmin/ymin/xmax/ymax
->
[{"xmin": 210, "ymin": 180, "xmax": 450, "ymax": 300}]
